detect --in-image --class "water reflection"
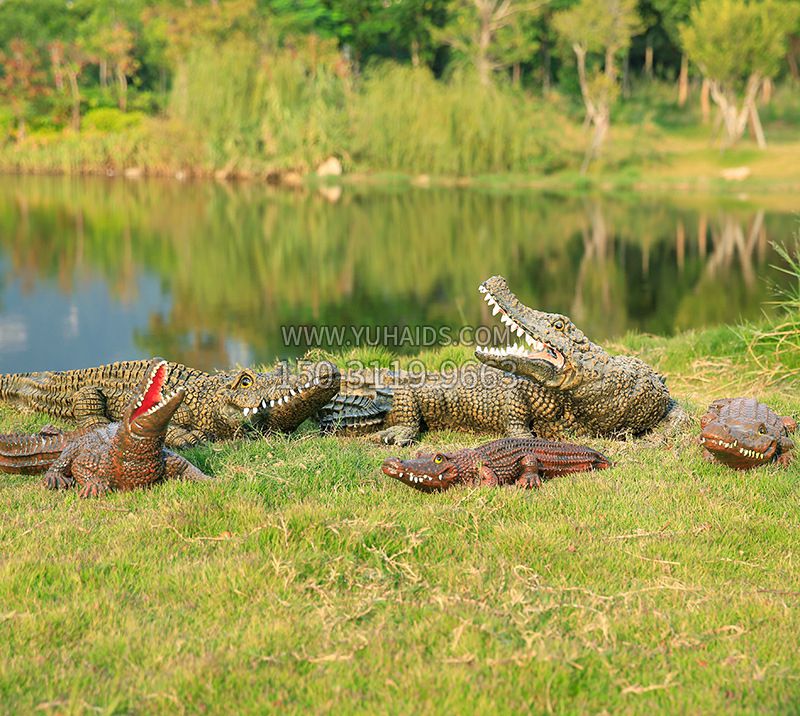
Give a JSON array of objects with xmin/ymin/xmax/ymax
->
[{"xmin": 0, "ymin": 176, "xmax": 796, "ymax": 372}]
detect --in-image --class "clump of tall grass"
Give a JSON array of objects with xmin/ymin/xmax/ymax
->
[
  {"xmin": 737, "ymin": 238, "xmax": 800, "ymax": 383},
  {"xmin": 350, "ymin": 65, "xmax": 578, "ymax": 176},
  {"xmin": 170, "ymin": 40, "xmax": 350, "ymax": 173}
]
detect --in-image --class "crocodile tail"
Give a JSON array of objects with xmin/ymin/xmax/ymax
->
[
  {"xmin": 0, "ymin": 431, "xmax": 70, "ymax": 474},
  {"xmin": 317, "ymin": 387, "xmax": 394, "ymax": 434}
]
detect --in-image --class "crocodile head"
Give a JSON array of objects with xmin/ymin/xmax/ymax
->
[
  {"xmin": 126, "ymin": 358, "xmax": 185, "ymax": 439},
  {"xmin": 381, "ymin": 452, "xmax": 460, "ymax": 492},
  {"xmin": 701, "ymin": 414, "xmax": 782, "ymax": 470},
  {"xmin": 475, "ymin": 275, "xmax": 594, "ymax": 390},
  {"xmin": 204, "ymin": 360, "xmax": 341, "ymax": 438}
]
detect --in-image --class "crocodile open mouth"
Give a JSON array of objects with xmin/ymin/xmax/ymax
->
[
  {"xmin": 700, "ymin": 435, "xmax": 776, "ymax": 461},
  {"xmin": 131, "ymin": 361, "xmax": 181, "ymax": 422},
  {"xmin": 476, "ymin": 283, "xmax": 565, "ymax": 369},
  {"xmin": 240, "ymin": 375, "xmax": 332, "ymax": 419}
]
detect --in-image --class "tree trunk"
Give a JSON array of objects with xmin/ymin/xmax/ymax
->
[
  {"xmin": 761, "ymin": 77, "xmax": 772, "ymax": 104},
  {"xmin": 512, "ymin": 62, "xmax": 521, "ymax": 86},
  {"xmin": 678, "ymin": 54, "xmax": 689, "ymax": 106},
  {"xmin": 100, "ymin": 59, "xmax": 108, "ymax": 89},
  {"xmin": 604, "ymin": 47, "xmax": 616, "ymax": 83},
  {"xmin": 700, "ymin": 78, "xmax": 711, "ymax": 123},
  {"xmin": 116, "ymin": 67, "xmax": 128, "ymax": 111},
  {"xmin": 747, "ymin": 96, "xmax": 767, "ymax": 148},
  {"xmin": 411, "ymin": 38, "xmax": 420, "ymax": 68},
  {"xmin": 477, "ymin": 21, "xmax": 492, "ymax": 86},
  {"xmin": 708, "ymin": 75, "xmax": 762, "ymax": 147},
  {"xmin": 622, "ymin": 50, "xmax": 630, "ymax": 98},
  {"xmin": 67, "ymin": 70, "xmax": 81, "ymax": 131},
  {"xmin": 541, "ymin": 41, "xmax": 551, "ymax": 92},
  {"xmin": 644, "ymin": 43, "xmax": 653, "ymax": 78},
  {"xmin": 788, "ymin": 36, "xmax": 800, "ymax": 82},
  {"xmin": 581, "ymin": 106, "xmax": 609, "ymax": 174}
]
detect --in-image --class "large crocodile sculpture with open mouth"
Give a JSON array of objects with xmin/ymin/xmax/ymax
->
[
  {"xmin": 318, "ymin": 275, "xmax": 684, "ymax": 445},
  {"xmin": 0, "ymin": 358, "xmax": 340, "ymax": 448}
]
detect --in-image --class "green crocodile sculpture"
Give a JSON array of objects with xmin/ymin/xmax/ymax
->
[
  {"xmin": 318, "ymin": 275, "xmax": 684, "ymax": 445},
  {"xmin": 0, "ymin": 358, "xmax": 340, "ymax": 449},
  {"xmin": 0, "ymin": 359, "xmax": 211, "ymax": 497},
  {"xmin": 381, "ymin": 437, "xmax": 611, "ymax": 492}
]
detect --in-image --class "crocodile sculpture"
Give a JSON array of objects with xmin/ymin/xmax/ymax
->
[
  {"xmin": 318, "ymin": 275, "xmax": 683, "ymax": 445},
  {"xmin": 0, "ymin": 358, "xmax": 340, "ymax": 449},
  {"xmin": 0, "ymin": 359, "xmax": 211, "ymax": 496},
  {"xmin": 381, "ymin": 437, "xmax": 611, "ymax": 492},
  {"xmin": 700, "ymin": 398, "xmax": 795, "ymax": 470}
]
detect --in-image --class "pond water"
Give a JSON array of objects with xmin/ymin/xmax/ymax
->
[{"xmin": 0, "ymin": 175, "xmax": 797, "ymax": 373}]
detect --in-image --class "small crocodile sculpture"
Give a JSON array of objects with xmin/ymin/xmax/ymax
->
[
  {"xmin": 0, "ymin": 359, "xmax": 211, "ymax": 497},
  {"xmin": 700, "ymin": 398, "xmax": 795, "ymax": 470},
  {"xmin": 0, "ymin": 359, "xmax": 340, "ymax": 448},
  {"xmin": 381, "ymin": 437, "xmax": 611, "ymax": 492},
  {"xmin": 319, "ymin": 275, "xmax": 683, "ymax": 445}
]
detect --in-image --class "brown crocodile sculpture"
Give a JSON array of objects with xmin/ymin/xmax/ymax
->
[
  {"xmin": 0, "ymin": 359, "xmax": 211, "ymax": 497},
  {"xmin": 381, "ymin": 437, "xmax": 611, "ymax": 492},
  {"xmin": 700, "ymin": 398, "xmax": 795, "ymax": 470},
  {"xmin": 319, "ymin": 275, "xmax": 684, "ymax": 445},
  {"xmin": 0, "ymin": 358, "xmax": 340, "ymax": 448}
]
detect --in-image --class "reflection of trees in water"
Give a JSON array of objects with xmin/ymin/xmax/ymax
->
[{"xmin": 0, "ymin": 176, "xmax": 793, "ymax": 369}]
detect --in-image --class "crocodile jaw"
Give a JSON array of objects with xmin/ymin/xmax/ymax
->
[
  {"xmin": 701, "ymin": 424, "xmax": 778, "ymax": 470},
  {"xmin": 128, "ymin": 360, "xmax": 185, "ymax": 439}
]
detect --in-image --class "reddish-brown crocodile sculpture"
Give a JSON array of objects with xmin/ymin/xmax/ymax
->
[
  {"xmin": 700, "ymin": 398, "xmax": 795, "ymax": 470},
  {"xmin": 0, "ymin": 358, "xmax": 211, "ymax": 497},
  {"xmin": 381, "ymin": 437, "xmax": 611, "ymax": 492}
]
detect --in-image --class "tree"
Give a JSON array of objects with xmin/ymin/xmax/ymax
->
[
  {"xmin": 554, "ymin": 0, "xmax": 642, "ymax": 171},
  {"xmin": 437, "ymin": 0, "xmax": 544, "ymax": 86},
  {"xmin": 0, "ymin": 38, "xmax": 49, "ymax": 139},
  {"xmin": 648, "ymin": 0, "xmax": 694, "ymax": 104},
  {"xmin": 681, "ymin": 0, "xmax": 797, "ymax": 148}
]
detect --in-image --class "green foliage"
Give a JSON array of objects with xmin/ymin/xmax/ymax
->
[
  {"xmin": 680, "ymin": 0, "xmax": 796, "ymax": 87},
  {"xmin": 82, "ymin": 106, "xmax": 144, "ymax": 132},
  {"xmin": 351, "ymin": 64, "xmax": 575, "ymax": 175},
  {"xmin": 170, "ymin": 39, "xmax": 349, "ymax": 171}
]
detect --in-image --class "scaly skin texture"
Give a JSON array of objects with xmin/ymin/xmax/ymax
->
[
  {"xmin": 0, "ymin": 359, "xmax": 211, "ymax": 497},
  {"xmin": 700, "ymin": 398, "xmax": 795, "ymax": 470},
  {"xmin": 475, "ymin": 275, "xmax": 684, "ymax": 437},
  {"xmin": 381, "ymin": 437, "xmax": 611, "ymax": 492},
  {"xmin": 319, "ymin": 275, "xmax": 682, "ymax": 446},
  {"xmin": 0, "ymin": 359, "xmax": 340, "ymax": 449}
]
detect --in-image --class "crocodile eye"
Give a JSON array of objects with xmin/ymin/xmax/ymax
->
[
  {"xmin": 758, "ymin": 425, "xmax": 766, "ymax": 435},
  {"xmin": 434, "ymin": 455, "xmax": 444, "ymax": 464},
  {"xmin": 240, "ymin": 375, "xmax": 252, "ymax": 388},
  {"xmin": 553, "ymin": 320, "xmax": 565, "ymax": 331}
]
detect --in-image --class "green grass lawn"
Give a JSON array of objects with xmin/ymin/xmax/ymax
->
[{"xmin": 1, "ymin": 326, "xmax": 799, "ymax": 714}]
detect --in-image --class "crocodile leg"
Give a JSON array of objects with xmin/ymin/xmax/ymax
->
[
  {"xmin": 373, "ymin": 388, "xmax": 421, "ymax": 446},
  {"xmin": 515, "ymin": 454, "xmax": 543, "ymax": 489},
  {"xmin": 164, "ymin": 451, "xmax": 213, "ymax": 481},
  {"xmin": 79, "ymin": 478, "xmax": 112, "ymax": 499},
  {"xmin": 165, "ymin": 425, "xmax": 208, "ymax": 449},
  {"xmin": 43, "ymin": 443, "xmax": 79, "ymax": 490},
  {"xmin": 72, "ymin": 386, "xmax": 112, "ymax": 430},
  {"xmin": 478, "ymin": 464, "xmax": 499, "ymax": 487}
]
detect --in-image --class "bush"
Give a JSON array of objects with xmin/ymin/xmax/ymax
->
[
  {"xmin": 82, "ymin": 108, "xmax": 146, "ymax": 133},
  {"xmin": 350, "ymin": 64, "xmax": 577, "ymax": 175}
]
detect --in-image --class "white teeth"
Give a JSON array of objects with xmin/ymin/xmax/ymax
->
[
  {"xmin": 243, "ymin": 407, "xmax": 250, "ymax": 416},
  {"xmin": 492, "ymin": 305, "xmax": 501, "ymax": 316},
  {"xmin": 304, "ymin": 381, "xmax": 312, "ymax": 389},
  {"xmin": 290, "ymin": 390, "xmax": 296, "ymax": 397},
  {"xmin": 399, "ymin": 472, "xmax": 404, "ymax": 478},
  {"xmin": 479, "ymin": 285, "xmax": 487, "ymax": 293},
  {"xmin": 252, "ymin": 406, "xmax": 258, "ymax": 415},
  {"xmin": 483, "ymin": 293, "xmax": 491, "ymax": 302},
  {"xmin": 269, "ymin": 399, "xmax": 276, "ymax": 407},
  {"xmin": 261, "ymin": 400, "xmax": 267, "ymax": 409},
  {"xmin": 516, "ymin": 327, "xmax": 524, "ymax": 338}
]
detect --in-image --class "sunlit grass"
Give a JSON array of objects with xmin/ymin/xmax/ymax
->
[{"xmin": 1, "ymin": 324, "xmax": 798, "ymax": 713}]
